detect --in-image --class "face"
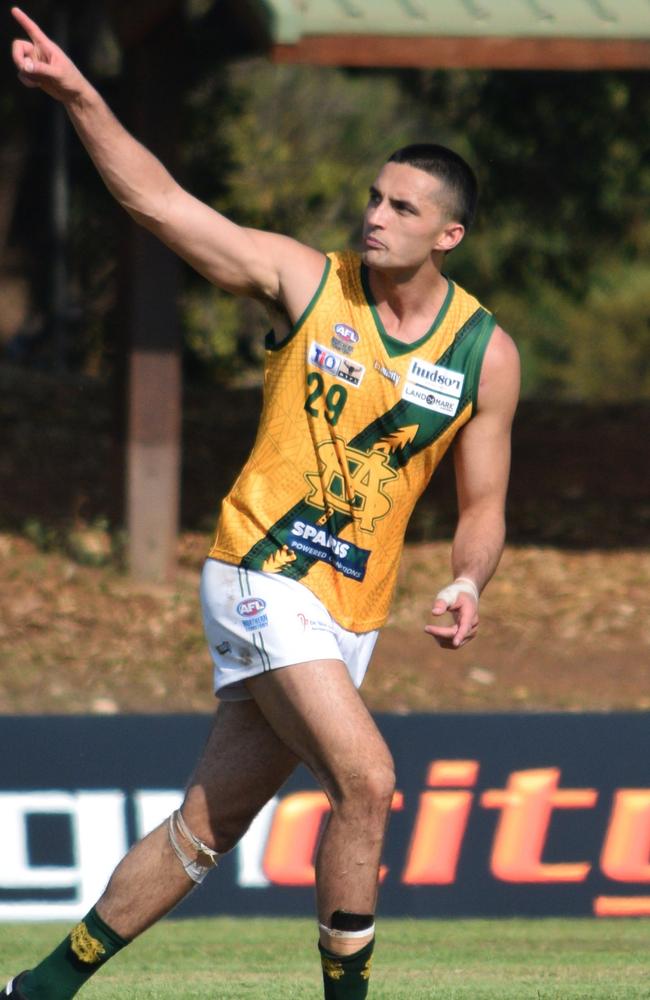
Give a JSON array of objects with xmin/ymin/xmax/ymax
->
[{"xmin": 361, "ymin": 162, "xmax": 464, "ymax": 273}]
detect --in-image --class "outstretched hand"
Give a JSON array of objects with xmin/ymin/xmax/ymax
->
[
  {"xmin": 425, "ymin": 580, "xmax": 479, "ymax": 649},
  {"xmin": 11, "ymin": 6, "xmax": 85, "ymax": 102}
]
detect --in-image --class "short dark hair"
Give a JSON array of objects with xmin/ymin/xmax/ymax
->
[{"xmin": 387, "ymin": 143, "xmax": 478, "ymax": 232}]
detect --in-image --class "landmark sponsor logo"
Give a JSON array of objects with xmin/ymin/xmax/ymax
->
[{"xmin": 402, "ymin": 382, "xmax": 459, "ymax": 416}]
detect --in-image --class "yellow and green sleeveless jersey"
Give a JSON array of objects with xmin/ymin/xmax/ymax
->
[{"xmin": 209, "ymin": 250, "xmax": 495, "ymax": 632}]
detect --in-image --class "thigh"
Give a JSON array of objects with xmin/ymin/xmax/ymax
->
[
  {"xmin": 182, "ymin": 699, "xmax": 299, "ymax": 848},
  {"xmin": 246, "ymin": 659, "xmax": 394, "ymax": 802}
]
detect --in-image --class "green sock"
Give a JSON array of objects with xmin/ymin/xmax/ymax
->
[
  {"xmin": 319, "ymin": 938, "xmax": 375, "ymax": 999},
  {"xmin": 21, "ymin": 907, "xmax": 129, "ymax": 1000}
]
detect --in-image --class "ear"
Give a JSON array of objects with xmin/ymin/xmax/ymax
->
[{"xmin": 434, "ymin": 221, "xmax": 465, "ymax": 253}]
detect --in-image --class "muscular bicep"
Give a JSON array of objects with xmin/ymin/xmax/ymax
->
[
  {"xmin": 453, "ymin": 326, "xmax": 520, "ymax": 513},
  {"xmin": 148, "ymin": 185, "xmax": 326, "ymax": 319}
]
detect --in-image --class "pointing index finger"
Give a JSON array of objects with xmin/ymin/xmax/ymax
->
[{"xmin": 11, "ymin": 7, "xmax": 48, "ymax": 46}]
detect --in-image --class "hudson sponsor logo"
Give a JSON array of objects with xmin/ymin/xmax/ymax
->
[
  {"xmin": 309, "ymin": 342, "xmax": 365, "ymax": 387},
  {"xmin": 407, "ymin": 358, "xmax": 464, "ymax": 398}
]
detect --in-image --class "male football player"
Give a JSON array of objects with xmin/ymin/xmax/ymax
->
[{"xmin": 6, "ymin": 7, "xmax": 519, "ymax": 998}]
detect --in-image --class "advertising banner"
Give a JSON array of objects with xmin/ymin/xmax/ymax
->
[{"xmin": 0, "ymin": 713, "xmax": 648, "ymax": 921}]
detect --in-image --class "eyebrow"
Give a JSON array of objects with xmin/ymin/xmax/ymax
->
[{"xmin": 368, "ymin": 185, "xmax": 419, "ymax": 214}]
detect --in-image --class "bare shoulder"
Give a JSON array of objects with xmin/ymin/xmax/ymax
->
[
  {"xmin": 477, "ymin": 324, "xmax": 520, "ymax": 418},
  {"xmin": 246, "ymin": 229, "xmax": 328, "ymax": 322}
]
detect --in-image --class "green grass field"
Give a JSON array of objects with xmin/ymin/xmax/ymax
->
[{"xmin": 2, "ymin": 917, "xmax": 650, "ymax": 999}]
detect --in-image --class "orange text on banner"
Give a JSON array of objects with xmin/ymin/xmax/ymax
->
[
  {"xmin": 481, "ymin": 768, "xmax": 597, "ymax": 883},
  {"xmin": 263, "ymin": 790, "xmax": 404, "ymax": 886},
  {"xmin": 402, "ymin": 760, "xmax": 479, "ymax": 885}
]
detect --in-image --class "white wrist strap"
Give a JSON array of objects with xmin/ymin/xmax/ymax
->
[{"xmin": 435, "ymin": 576, "xmax": 479, "ymax": 606}]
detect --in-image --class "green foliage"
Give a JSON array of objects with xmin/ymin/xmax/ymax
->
[
  {"xmin": 22, "ymin": 515, "xmax": 118, "ymax": 567},
  {"xmin": 180, "ymin": 59, "xmax": 650, "ymax": 398},
  {"xmin": 180, "ymin": 60, "xmax": 419, "ymax": 374},
  {"xmin": 6, "ymin": 2, "xmax": 649, "ymax": 399}
]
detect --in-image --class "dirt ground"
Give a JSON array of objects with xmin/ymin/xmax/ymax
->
[
  {"xmin": 1, "ymin": 365, "xmax": 649, "ymax": 715},
  {"xmin": 1, "ymin": 532, "xmax": 648, "ymax": 716}
]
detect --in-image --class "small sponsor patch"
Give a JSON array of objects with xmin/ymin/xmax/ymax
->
[
  {"xmin": 309, "ymin": 342, "xmax": 365, "ymax": 387},
  {"xmin": 236, "ymin": 597, "xmax": 269, "ymax": 632},
  {"xmin": 332, "ymin": 335, "xmax": 354, "ymax": 355},
  {"xmin": 297, "ymin": 612, "xmax": 333, "ymax": 633},
  {"xmin": 241, "ymin": 614, "xmax": 268, "ymax": 632},
  {"xmin": 333, "ymin": 322, "xmax": 359, "ymax": 344},
  {"xmin": 338, "ymin": 357, "xmax": 365, "ymax": 386},
  {"xmin": 237, "ymin": 598, "xmax": 266, "ymax": 618},
  {"xmin": 401, "ymin": 381, "xmax": 460, "ymax": 416},
  {"xmin": 70, "ymin": 922, "xmax": 106, "ymax": 965},
  {"xmin": 402, "ymin": 357, "xmax": 465, "ymax": 416},
  {"xmin": 289, "ymin": 519, "xmax": 370, "ymax": 581},
  {"xmin": 216, "ymin": 641, "xmax": 232, "ymax": 655},
  {"xmin": 374, "ymin": 360, "xmax": 401, "ymax": 386},
  {"xmin": 407, "ymin": 358, "xmax": 464, "ymax": 397}
]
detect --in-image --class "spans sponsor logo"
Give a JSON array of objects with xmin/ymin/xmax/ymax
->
[{"xmin": 237, "ymin": 597, "xmax": 266, "ymax": 618}]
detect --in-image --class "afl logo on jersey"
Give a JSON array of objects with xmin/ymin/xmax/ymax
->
[
  {"xmin": 333, "ymin": 323, "xmax": 359, "ymax": 344},
  {"xmin": 332, "ymin": 323, "xmax": 359, "ymax": 355},
  {"xmin": 237, "ymin": 597, "xmax": 266, "ymax": 618}
]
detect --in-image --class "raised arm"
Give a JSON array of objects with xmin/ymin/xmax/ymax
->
[
  {"xmin": 10, "ymin": 6, "xmax": 325, "ymax": 318},
  {"xmin": 426, "ymin": 325, "xmax": 520, "ymax": 648}
]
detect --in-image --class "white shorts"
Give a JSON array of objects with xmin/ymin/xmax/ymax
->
[{"xmin": 200, "ymin": 559, "xmax": 379, "ymax": 701}]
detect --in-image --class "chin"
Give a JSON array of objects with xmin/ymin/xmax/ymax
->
[{"xmin": 362, "ymin": 248, "xmax": 389, "ymax": 270}]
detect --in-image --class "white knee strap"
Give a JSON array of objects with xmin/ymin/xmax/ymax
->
[
  {"xmin": 319, "ymin": 923, "xmax": 376, "ymax": 941},
  {"xmin": 167, "ymin": 809, "xmax": 220, "ymax": 885}
]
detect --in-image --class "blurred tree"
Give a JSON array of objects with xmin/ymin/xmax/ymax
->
[
  {"xmin": 3, "ymin": 0, "xmax": 649, "ymax": 399},
  {"xmin": 395, "ymin": 69, "xmax": 650, "ymax": 399}
]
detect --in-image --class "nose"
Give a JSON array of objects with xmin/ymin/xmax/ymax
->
[{"xmin": 366, "ymin": 198, "xmax": 387, "ymax": 228}]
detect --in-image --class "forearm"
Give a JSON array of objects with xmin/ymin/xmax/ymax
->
[
  {"xmin": 449, "ymin": 502, "xmax": 506, "ymax": 595},
  {"xmin": 64, "ymin": 83, "xmax": 175, "ymax": 230}
]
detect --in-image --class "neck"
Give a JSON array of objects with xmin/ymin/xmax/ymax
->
[{"xmin": 367, "ymin": 257, "xmax": 448, "ymax": 321}]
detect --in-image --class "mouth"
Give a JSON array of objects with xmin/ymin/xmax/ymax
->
[{"xmin": 364, "ymin": 234, "xmax": 386, "ymax": 250}]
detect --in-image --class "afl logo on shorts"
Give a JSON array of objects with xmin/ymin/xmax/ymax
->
[{"xmin": 237, "ymin": 597, "xmax": 266, "ymax": 618}]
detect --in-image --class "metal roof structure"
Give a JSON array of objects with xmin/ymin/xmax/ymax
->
[
  {"xmin": 233, "ymin": 0, "xmax": 650, "ymax": 67},
  {"xmin": 264, "ymin": 0, "xmax": 650, "ymax": 41}
]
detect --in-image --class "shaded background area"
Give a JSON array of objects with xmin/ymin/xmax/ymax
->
[
  {"xmin": 1, "ymin": 365, "xmax": 649, "ymax": 717},
  {"xmin": 1, "ymin": 1, "xmax": 649, "ymax": 715},
  {"xmin": 1, "ymin": 366, "xmax": 649, "ymax": 550}
]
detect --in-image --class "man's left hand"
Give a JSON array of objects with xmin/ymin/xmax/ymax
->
[{"xmin": 425, "ymin": 579, "xmax": 479, "ymax": 649}]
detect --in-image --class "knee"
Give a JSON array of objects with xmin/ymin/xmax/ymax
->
[
  {"xmin": 336, "ymin": 755, "xmax": 396, "ymax": 820},
  {"xmin": 180, "ymin": 791, "xmax": 251, "ymax": 855}
]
